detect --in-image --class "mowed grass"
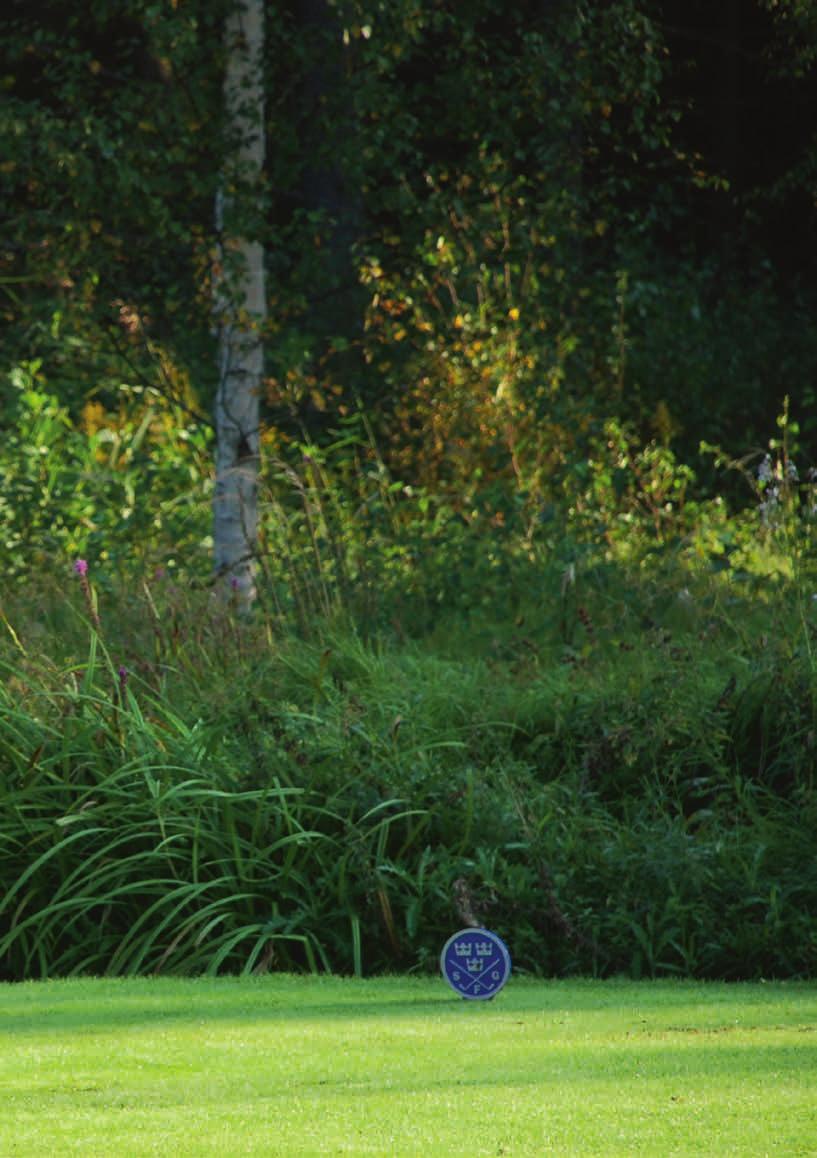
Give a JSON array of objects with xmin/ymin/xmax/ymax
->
[{"xmin": 2, "ymin": 976, "xmax": 816, "ymax": 1156}]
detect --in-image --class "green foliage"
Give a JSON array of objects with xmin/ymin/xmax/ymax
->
[
  {"xmin": 2, "ymin": 525, "xmax": 816, "ymax": 981},
  {"xmin": 0, "ymin": 1, "xmax": 221, "ymax": 385},
  {"xmin": 2, "ymin": 0, "xmax": 817, "ymax": 983},
  {"xmin": 605, "ymin": 260, "xmax": 817, "ymax": 470},
  {"xmin": 0, "ymin": 623, "xmax": 423, "ymax": 979},
  {"xmin": 0, "ymin": 359, "xmax": 212, "ymax": 578}
]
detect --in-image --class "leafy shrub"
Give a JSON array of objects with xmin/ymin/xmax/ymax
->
[{"xmin": 0, "ymin": 360, "xmax": 211, "ymax": 580}]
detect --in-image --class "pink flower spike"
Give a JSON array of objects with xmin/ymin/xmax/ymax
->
[{"xmin": 74, "ymin": 559, "xmax": 89, "ymax": 576}]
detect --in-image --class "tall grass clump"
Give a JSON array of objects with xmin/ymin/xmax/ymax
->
[{"xmin": 0, "ymin": 577, "xmax": 430, "ymax": 980}]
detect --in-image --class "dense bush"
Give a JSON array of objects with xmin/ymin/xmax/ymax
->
[{"xmin": 2, "ymin": 535, "xmax": 815, "ymax": 981}]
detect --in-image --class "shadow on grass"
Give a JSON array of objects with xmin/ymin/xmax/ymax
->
[{"xmin": 2, "ymin": 976, "xmax": 816, "ymax": 1037}]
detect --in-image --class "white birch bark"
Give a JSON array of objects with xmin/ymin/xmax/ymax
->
[{"xmin": 213, "ymin": 0, "xmax": 266, "ymax": 604}]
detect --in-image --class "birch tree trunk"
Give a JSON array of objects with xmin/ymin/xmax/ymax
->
[{"xmin": 213, "ymin": 0, "xmax": 266, "ymax": 604}]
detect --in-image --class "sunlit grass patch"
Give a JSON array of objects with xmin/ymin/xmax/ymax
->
[{"xmin": 2, "ymin": 976, "xmax": 816, "ymax": 1155}]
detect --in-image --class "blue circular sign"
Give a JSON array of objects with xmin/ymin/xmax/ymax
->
[{"xmin": 440, "ymin": 927, "xmax": 511, "ymax": 1000}]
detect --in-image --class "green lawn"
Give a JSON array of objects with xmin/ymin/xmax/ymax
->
[{"xmin": 2, "ymin": 976, "xmax": 816, "ymax": 1155}]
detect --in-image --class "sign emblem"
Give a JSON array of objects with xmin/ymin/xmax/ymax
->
[{"xmin": 440, "ymin": 927, "xmax": 511, "ymax": 1000}]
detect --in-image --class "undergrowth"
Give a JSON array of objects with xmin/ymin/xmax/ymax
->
[
  {"xmin": 2, "ymin": 523, "xmax": 816, "ymax": 981},
  {"xmin": 2, "ymin": 398, "xmax": 816, "ymax": 980}
]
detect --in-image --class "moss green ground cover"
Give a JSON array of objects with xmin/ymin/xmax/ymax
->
[{"xmin": 2, "ymin": 977, "xmax": 816, "ymax": 1155}]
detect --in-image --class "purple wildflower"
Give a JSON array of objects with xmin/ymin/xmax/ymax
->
[{"xmin": 73, "ymin": 557, "xmax": 100, "ymax": 628}]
